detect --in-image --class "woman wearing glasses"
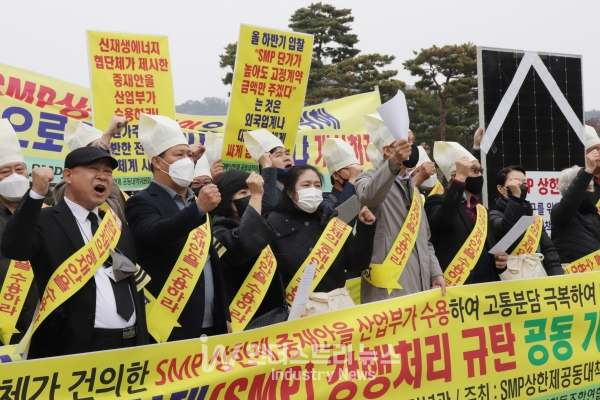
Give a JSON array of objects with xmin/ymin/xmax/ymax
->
[{"xmin": 425, "ymin": 142, "xmax": 508, "ymax": 285}]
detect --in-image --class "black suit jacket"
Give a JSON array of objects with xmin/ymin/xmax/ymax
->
[
  {"xmin": 0, "ymin": 203, "xmax": 39, "ymax": 345},
  {"xmin": 0, "ymin": 192, "xmax": 149, "ymax": 359},
  {"xmin": 425, "ymin": 181, "xmax": 500, "ymax": 284},
  {"xmin": 125, "ymin": 182, "xmax": 229, "ymax": 341}
]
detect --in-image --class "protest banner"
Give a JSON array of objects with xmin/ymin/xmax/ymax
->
[
  {"xmin": 526, "ymin": 171, "xmax": 562, "ymax": 234},
  {"xmin": 2, "ymin": 273, "xmax": 600, "ymax": 399},
  {"xmin": 294, "ymin": 91, "xmax": 381, "ymax": 190},
  {"xmin": 0, "ymin": 63, "xmax": 91, "ymax": 183},
  {"xmin": 221, "ymin": 25, "xmax": 313, "ymax": 171},
  {"xmin": 0, "ymin": 63, "xmax": 223, "ymax": 188},
  {"xmin": 87, "ymin": 31, "xmax": 175, "ymax": 189}
]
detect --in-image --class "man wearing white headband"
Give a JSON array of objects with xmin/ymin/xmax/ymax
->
[
  {"xmin": 244, "ymin": 129, "xmax": 297, "ymax": 212},
  {"xmin": 425, "ymin": 141, "xmax": 508, "ymax": 284},
  {"xmin": 0, "ymin": 119, "xmax": 39, "ymax": 345},
  {"xmin": 125, "ymin": 114, "xmax": 230, "ymax": 340},
  {"xmin": 322, "ymin": 138, "xmax": 363, "ymax": 208},
  {"xmin": 355, "ymin": 114, "xmax": 445, "ymax": 303}
]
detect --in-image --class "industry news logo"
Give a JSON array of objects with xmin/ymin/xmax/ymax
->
[{"xmin": 271, "ymin": 368, "xmax": 376, "ymax": 381}]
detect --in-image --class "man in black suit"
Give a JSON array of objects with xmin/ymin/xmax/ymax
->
[
  {"xmin": 1, "ymin": 147, "xmax": 148, "ymax": 359},
  {"xmin": 425, "ymin": 142, "xmax": 508, "ymax": 284},
  {"xmin": 0, "ymin": 119, "xmax": 39, "ymax": 346},
  {"xmin": 125, "ymin": 113, "xmax": 230, "ymax": 341}
]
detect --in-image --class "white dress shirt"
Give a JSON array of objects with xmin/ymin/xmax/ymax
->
[{"xmin": 30, "ymin": 190, "xmax": 136, "ymax": 328}]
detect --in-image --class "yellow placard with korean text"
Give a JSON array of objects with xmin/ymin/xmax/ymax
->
[
  {"xmin": 512, "ymin": 215, "xmax": 543, "ymax": 255},
  {"xmin": 363, "ymin": 187, "xmax": 422, "ymax": 293},
  {"xmin": 0, "ymin": 260, "xmax": 35, "ymax": 345},
  {"xmin": 229, "ymin": 246, "xmax": 277, "ymax": 332},
  {"xmin": 146, "ymin": 221, "xmax": 211, "ymax": 343},
  {"xmin": 14, "ymin": 205, "xmax": 122, "ymax": 355},
  {"xmin": 294, "ymin": 92, "xmax": 381, "ymax": 180},
  {"xmin": 444, "ymin": 204, "xmax": 488, "ymax": 286},
  {"xmin": 0, "ymin": 61, "xmax": 221, "ymax": 188},
  {"xmin": 285, "ymin": 218, "xmax": 352, "ymax": 304},
  {"xmin": 3, "ymin": 273, "xmax": 600, "ymax": 399},
  {"xmin": 221, "ymin": 24, "xmax": 313, "ymax": 171},
  {"xmin": 87, "ymin": 31, "xmax": 175, "ymax": 189}
]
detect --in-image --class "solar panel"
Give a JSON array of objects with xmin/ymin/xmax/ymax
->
[{"xmin": 478, "ymin": 47, "xmax": 585, "ymax": 232}]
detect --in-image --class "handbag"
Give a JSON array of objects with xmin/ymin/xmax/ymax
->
[
  {"xmin": 244, "ymin": 270, "xmax": 289, "ymax": 331},
  {"xmin": 499, "ymin": 253, "xmax": 547, "ymax": 281},
  {"xmin": 244, "ymin": 305, "xmax": 289, "ymax": 330}
]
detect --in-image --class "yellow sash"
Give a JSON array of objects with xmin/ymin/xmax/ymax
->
[
  {"xmin": 563, "ymin": 250, "xmax": 600, "ymax": 275},
  {"xmin": 229, "ymin": 246, "xmax": 277, "ymax": 332},
  {"xmin": 15, "ymin": 205, "xmax": 122, "ymax": 355},
  {"xmin": 511, "ymin": 216, "xmax": 543, "ymax": 255},
  {"xmin": 444, "ymin": 204, "xmax": 488, "ymax": 286},
  {"xmin": 363, "ymin": 187, "xmax": 421, "ymax": 294},
  {"xmin": 285, "ymin": 217, "xmax": 352, "ymax": 303},
  {"xmin": 428, "ymin": 181, "xmax": 445, "ymax": 197},
  {"xmin": 596, "ymin": 198, "xmax": 600, "ymax": 215},
  {"xmin": 145, "ymin": 219, "xmax": 211, "ymax": 343},
  {"xmin": 0, "ymin": 260, "xmax": 35, "ymax": 345}
]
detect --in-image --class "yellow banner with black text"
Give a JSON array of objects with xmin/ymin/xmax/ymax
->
[{"xmin": 1, "ymin": 274, "xmax": 600, "ymax": 399}]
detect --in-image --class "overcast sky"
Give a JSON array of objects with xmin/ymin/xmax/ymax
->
[{"xmin": 2, "ymin": 0, "xmax": 597, "ymax": 109}]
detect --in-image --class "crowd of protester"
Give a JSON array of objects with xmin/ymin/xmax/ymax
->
[{"xmin": 1, "ymin": 110, "xmax": 598, "ymax": 359}]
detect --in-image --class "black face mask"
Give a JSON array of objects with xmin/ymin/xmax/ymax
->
[
  {"xmin": 465, "ymin": 176, "xmax": 484, "ymax": 195},
  {"xmin": 277, "ymin": 167, "xmax": 292, "ymax": 182},
  {"xmin": 506, "ymin": 184, "xmax": 529, "ymax": 200},
  {"xmin": 519, "ymin": 184, "xmax": 528, "ymax": 200},
  {"xmin": 192, "ymin": 186, "xmax": 202, "ymax": 197},
  {"xmin": 233, "ymin": 195, "xmax": 251, "ymax": 219},
  {"xmin": 402, "ymin": 144, "xmax": 419, "ymax": 169}
]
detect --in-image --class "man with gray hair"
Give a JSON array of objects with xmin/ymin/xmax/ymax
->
[{"xmin": 551, "ymin": 149, "xmax": 600, "ymax": 264}]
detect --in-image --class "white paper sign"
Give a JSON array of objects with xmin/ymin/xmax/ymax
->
[
  {"xmin": 287, "ymin": 261, "xmax": 317, "ymax": 321},
  {"xmin": 488, "ymin": 216, "xmax": 537, "ymax": 254},
  {"xmin": 376, "ymin": 90, "xmax": 409, "ymax": 141}
]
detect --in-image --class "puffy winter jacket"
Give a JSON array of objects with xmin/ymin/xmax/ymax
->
[
  {"xmin": 550, "ymin": 168, "xmax": 600, "ymax": 264},
  {"xmin": 266, "ymin": 203, "xmax": 376, "ymax": 293},
  {"xmin": 212, "ymin": 205, "xmax": 284, "ymax": 322},
  {"xmin": 489, "ymin": 196, "xmax": 563, "ymax": 275}
]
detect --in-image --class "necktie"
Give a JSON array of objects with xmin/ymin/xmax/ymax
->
[{"xmin": 87, "ymin": 212, "xmax": 134, "ymax": 321}]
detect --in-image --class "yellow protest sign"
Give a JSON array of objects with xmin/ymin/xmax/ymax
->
[
  {"xmin": 0, "ymin": 62, "xmax": 91, "ymax": 183},
  {"xmin": 87, "ymin": 31, "xmax": 175, "ymax": 189},
  {"xmin": 2, "ymin": 273, "xmax": 600, "ymax": 399},
  {"xmin": 221, "ymin": 25, "xmax": 313, "ymax": 170},
  {"xmin": 295, "ymin": 91, "xmax": 381, "ymax": 176}
]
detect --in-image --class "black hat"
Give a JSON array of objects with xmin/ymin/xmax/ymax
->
[
  {"xmin": 64, "ymin": 146, "xmax": 118, "ymax": 170},
  {"xmin": 213, "ymin": 170, "xmax": 249, "ymax": 218}
]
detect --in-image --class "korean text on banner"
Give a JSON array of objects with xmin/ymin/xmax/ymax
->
[
  {"xmin": 87, "ymin": 31, "xmax": 175, "ymax": 190},
  {"xmin": 525, "ymin": 171, "xmax": 562, "ymax": 234},
  {"xmin": 0, "ymin": 63, "xmax": 92, "ymax": 183},
  {"xmin": 3, "ymin": 274, "xmax": 600, "ymax": 399},
  {"xmin": 221, "ymin": 25, "xmax": 313, "ymax": 171},
  {"xmin": 294, "ymin": 92, "xmax": 381, "ymax": 190}
]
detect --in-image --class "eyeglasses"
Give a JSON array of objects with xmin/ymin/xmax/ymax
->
[
  {"xmin": 470, "ymin": 166, "xmax": 484, "ymax": 175},
  {"xmin": 198, "ymin": 180, "xmax": 213, "ymax": 189}
]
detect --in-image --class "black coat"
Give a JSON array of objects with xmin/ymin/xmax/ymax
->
[
  {"xmin": 0, "ymin": 193, "xmax": 148, "ymax": 359},
  {"xmin": 212, "ymin": 206, "xmax": 284, "ymax": 322},
  {"xmin": 550, "ymin": 168, "xmax": 600, "ymax": 264},
  {"xmin": 0, "ymin": 203, "xmax": 39, "ymax": 345},
  {"xmin": 125, "ymin": 182, "xmax": 230, "ymax": 340},
  {"xmin": 425, "ymin": 181, "xmax": 500, "ymax": 284},
  {"xmin": 266, "ymin": 204, "xmax": 376, "ymax": 292},
  {"xmin": 490, "ymin": 196, "xmax": 563, "ymax": 275}
]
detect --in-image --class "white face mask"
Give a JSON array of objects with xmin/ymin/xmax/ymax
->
[
  {"xmin": 159, "ymin": 157, "xmax": 195, "ymax": 188},
  {"xmin": 295, "ymin": 187, "xmax": 322, "ymax": 213},
  {"xmin": 0, "ymin": 173, "xmax": 30, "ymax": 202}
]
